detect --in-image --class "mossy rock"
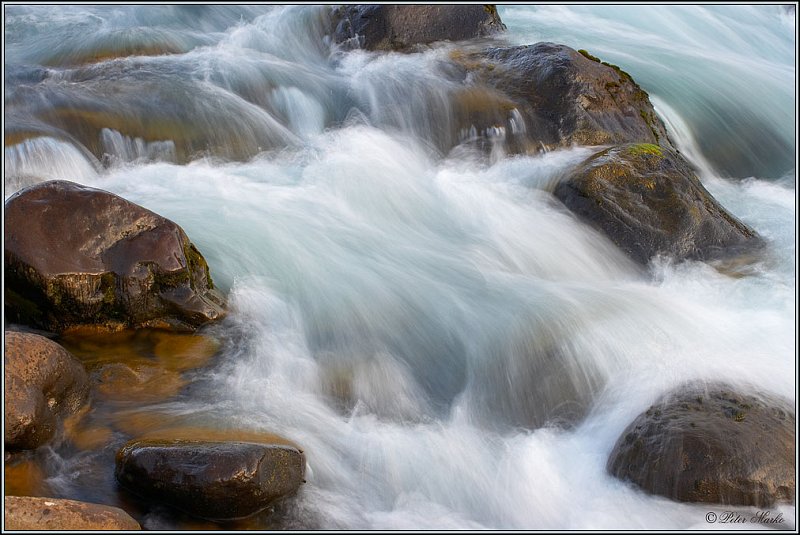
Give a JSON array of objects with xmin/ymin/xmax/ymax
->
[
  {"xmin": 607, "ymin": 382, "xmax": 795, "ymax": 506},
  {"xmin": 451, "ymin": 43, "xmax": 675, "ymax": 152},
  {"xmin": 553, "ymin": 144, "xmax": 762, "ymax": 265},
  {"xmin": 4, "ymin": 180, "xmax": 225, "ymax": 333}
]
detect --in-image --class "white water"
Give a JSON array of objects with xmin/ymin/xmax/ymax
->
[{"xmin": 4, "ymin": 5, "xmax": 796, "ymax": 530}]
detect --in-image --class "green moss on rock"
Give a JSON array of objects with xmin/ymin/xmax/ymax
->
[
  {"xmin": 625, "ymin": 143, "xmax": 663, "ymax": 158},
  {"xmin": 578, "ymin": 49, "xmax": 601, "ymax": 63}
]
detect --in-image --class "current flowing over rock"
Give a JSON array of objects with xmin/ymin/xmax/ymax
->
[
  {"xmin": 553, "ymin": 144, "xmax": 762, "ymax": 265},
  {"xmin": 2, "ymin": 4, "xmax": 795, "ymax": 531}
]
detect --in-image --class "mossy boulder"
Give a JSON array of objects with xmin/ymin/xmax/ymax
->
[
  {"xmin": 553, "ymin": 144, "xmax": 761, "ymax": 264},
  {"xmin": 331, "ymin": 5, "xmax": 505, "ymax": 51},
  {"xmin": 4, "ymin": 331, "xmax": 90, "ymax": 450},
  {"xmin": 607, "ymin": 383, "xmax": 795, "ymax": 506},
  {"xmin": 4, "ymin": 496, "xmax": 140, "ymax": 530},
  {"xmin": 451, "ymin": 43, "xmax": 674, "ymax": 153},
  {"xmin": 5, "ymin": 180, "xmax": 225, "ymax": 332},
  {"xmin": 115, "ymin": 439, "xmax": 306, "ymax": 519}
]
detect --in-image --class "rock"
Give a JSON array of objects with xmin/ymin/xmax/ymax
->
[
  {"xmin": 553, "ymin": 144, "xmax": 761, "ymax": 265},
  {"xmin": 5, "ymin": 180, "xmax": 225, "ymax": 333},
  {"xmin": 452, "ymin": 43, "xmax": 674, "ymax": 152},
  {"xmin": 607, "ymin": 383, "xmax": 795, "ymax": 506},
  {"xmin": 4, "ymin": 331, "xmax": 90, "ymax": 450},
  {"xmin": 115, "ymin": 439, "xmax": 306, "ymax": 519},
  {"xmin": 4, "ymin": 496, "xmax": 140, "ymax": 530},
  {"xmin": 331, "ymin": 5, "xmax": 505, "ymax": 51}
]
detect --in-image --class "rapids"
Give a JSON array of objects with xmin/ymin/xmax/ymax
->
[{"xmin": 3, "ymin": 4, "xmax": 796, "ymax": 530}]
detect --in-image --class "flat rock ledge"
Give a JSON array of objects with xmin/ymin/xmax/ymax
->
[
  {"xmin": 4, "ymin": 496, "xmax": 141, "ymax": 530},
  {"xmin": 115, "ymin": 439, "xmax": 306, "ymax": 519}
]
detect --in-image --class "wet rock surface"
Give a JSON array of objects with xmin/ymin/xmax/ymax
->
[
  {"xmin": 331, "ymin": 5, "xmax": 505, "ymax": 51},
  {"xmin": 4, "ymin": 331, "xmax": 90, "ymax": 450},
  {"xmin": 608, "ymin": 383, "xmax": 795, "ymax": 506},
  {"xmin": 553, "ymin": 144, "xmax": 762, "ymax": 265},
  {"xmin": 4, "ymin": 496, "xmax": 141, "ymax": 530},
  {"xmin": 452, "ymin": 43, "xmax": 675, "ymax": 153},
  {"xmin": 115, "ymin": 439, "xmax": 306, "ymax": 519},
  {"xmin": 5, "ymin": 180, "xmax": 225, "ymax": 333}
]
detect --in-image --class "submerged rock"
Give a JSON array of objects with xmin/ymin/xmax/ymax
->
[
  {"xmin": 58, "ymin": 328, "xmax": 222, "ymax": 404},
  {"xmin": 115, "ymin": 439, "xmax": 306, "ymax": 519},
  {"xmin": 4, "ymin": 496, "xmax": 140, "ymax": 530},
  {"xmin": 4, "ymin": 331, "xmax": 90, "ymax": 450},
  {"xmin": 553, "ymin": 144, "xmax": 761, "ymax": 265},
  {"xmin": 454, "ymin": 43, "xmax": 674, "ymax": 152},
  {"xmin": 5, "ymin": 64, "xmax": 298, "ymax": 166},
  {"xmin": 607, "ymin": 383, "xmax": 795, "ymax": 506},
  {"xmin": 466, "ymin": 318, "xmax": 601, "ymax": 431},
  {"xmin": 331, "ymin": 5, "xmax": 505, "ymax": 51},
  {"xmin": 5, "ymin": 180, "xmax": 225, "ymax": 333}
]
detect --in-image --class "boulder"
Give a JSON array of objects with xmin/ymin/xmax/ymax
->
[
  {"xmin": 4, "ymin": 331, "xmax": 90, "ymax": 449},
  {"xmin": 451, "ymin": 43, "xmax": 674, "ymax": 152},
  {"xmin": 115, "ymin": 439, "xmax": 306, "ymax": 519},
  {"xmin": 4, "ymin": 496, "xmax": 140, "ymax": 530},
  {"xmin": 331, "ymin": 5, "xmax": 505, "ymax": 51},
  {"xmin": 5, "ymin": 180, "xmax": 225, "ymax": 333},
  {"xmin": 553, "ymin": 144, "xmax": 761, "ymax": 265},
  {"xmin": 607, "ymin": 383, "xmax": 795, "ymax": 506}
]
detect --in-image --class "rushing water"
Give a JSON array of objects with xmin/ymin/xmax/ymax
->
[{"xmin": 4, "ymin": 5, "xmax": 796, "ymax": 530}]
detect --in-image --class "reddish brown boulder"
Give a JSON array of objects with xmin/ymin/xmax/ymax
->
[
  {"xmin": 5, "ymin": 180, "xmax": 225, "ymax": 332},
  {"xmin": 4, "ymin": 496, "xmax": 140, "ymax": 530},
  {"xmin": 4, "ymin": 331, "xmax": 89, "ymax": 449}
]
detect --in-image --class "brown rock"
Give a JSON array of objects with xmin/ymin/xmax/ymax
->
[
  {"xmin": 115, "ymin": 439, "xmax": 306, "ymax": 519},
  {"xmin": 4, "ymin": 496, "xmax": 140, "ymax": 530},
  {"xmin": 4, "ymin": 331, "xmax": 89, "ymax": 449},
  {"xmin": 553, "ymin": 144, "xmax": 762, "ymax": 265},
  {"xmin": 452, "ymin": 43, "xmax": 674, "ymax": 153},
  {"xmin": 5, "ymin": 180, "xmax": 225, "ymax": 333},
  {"xmin": 607, "ymin": 383, "xmax": 795, "ymax": 506},
  {"xmin": 331, "ymin": 5, "xmax": 505, "ymax": 51}
]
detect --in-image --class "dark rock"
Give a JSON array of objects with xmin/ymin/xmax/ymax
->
[
  {"xmin": 115, "ymin": 439, "xmax": 306, "ymax": 519},
  {"xmin": 4, "ymin": 496, "xmax": 141, "ymax": 530},
  {"xmin": 447, "ymin": 43, "xmax": 674, "ymax": 154},
  {"xmin": 607, "ymin": 383, "xmax": 795, "ymax": 506},
  {"xmin": 331, "ymin": 5, "xmax": 505, "ymax": 51},
  {"xmin": 553, "ymin": 144, "xmax": 762, "ymax": 265},
  {"xmin": 4, "ymin": 331, "xmax": 89, "ymax": 450},
  {"xmin": 4, "ymin": 180, "xmax": 225, "ymax": 332}
]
